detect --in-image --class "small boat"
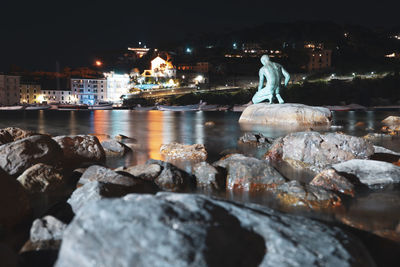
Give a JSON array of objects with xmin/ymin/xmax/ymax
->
[
  {"xmin": 157, "ymin": 104, "xmax": 200, "ymax": 111},
  {"xmin": 25, "ymin": 105, "xmax": 51, "ymax": 110},
  {"xmin": 0, "ymin": 106, "xmax": 25, "ymax": 110},
  {"xmin": 199, "ymin": 105, "xmax": 229, "ymax": 111},
  {"xmin": 88, "ymin": 103, "xmax": 113, "ymax": 110}
]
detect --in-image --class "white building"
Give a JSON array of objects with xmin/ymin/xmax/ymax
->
[
  {"xmin": 0, "ymin": 74, "xmax": 20, "ymax": 105},
  {"xmin": 71, "ymin": 78, "xmax": 107, "ymax": 105},
  {"xmin": 104, "ymin": 72, "xmax": 130, "ymax": 102},
  {"xmin": 40, "ymin": 89, "xmax": 78, "ymax": 104}
]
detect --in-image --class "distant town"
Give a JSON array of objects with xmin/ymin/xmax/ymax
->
[{"xmin": 1, "ymin": 22, "xmax": 399, "ymax": 108}]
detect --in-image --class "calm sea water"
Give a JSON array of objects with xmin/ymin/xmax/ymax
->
[{"xmin": 1, "ymin": 109, "xmax": 400, "ymax": 244}]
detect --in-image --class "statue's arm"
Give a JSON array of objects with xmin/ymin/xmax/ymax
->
[
  {"xmin": 258, "ymin": 68, "xmax": 264, "ymax": 91},
  {"xmin": 281, "ymin": 67, "xmax": 290, "ymax": 86}
]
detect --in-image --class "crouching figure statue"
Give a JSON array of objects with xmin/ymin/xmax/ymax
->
[{"xmin": 252, "ymin": 55, "xmax": 290, "ymax": 104}]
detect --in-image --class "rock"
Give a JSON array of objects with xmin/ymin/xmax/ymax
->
[
  {"xmin": 239, "ymin": 103, "xmax": 331, "ymax": 126},
  {"xmin": 381, "ymin": 125, "xmax": 400, "ymax": 135},
  {"xmin": 363, "ymin": 133, "xmax": 392, "ymax": 142},
  {"xmin": 214, "ymin": 154, "xmax": 286, "ymax": 191},
  {"xmin": 101, "ymin": 139, "xmax": 130, "ymax": 156},
  {"xmin": 382, "ymin": 116, "xmax": 400, "ymax": 125},
  {"xmin": 147, "ymin": 159, "xmax": 194, "ymax": 192},
  {"xmin": 374, "ymin": 145, "xmax": 400, "ymax": 156},
  {"xmin": 265, "ymin": 132, "xmax": 374, "ymax": 172},
  {"xmin": 238, "ymin": 132, "xmax": 273, "ymax": 148},
  {"xmin": 30, "ymin": 215, "xmax": 66, "ymax": 242},
  {"xmin": 79, "ymin": 165, "xmax": 142, "ymax": 187},
  {"xmin": 160, "ymin": 142, "xmax": 207, "ymax": 161},
  {"xmin": 56, "ymin": 193, "xmax": 374, "ymax": 267},
  {"xmin": 115, "ymin": 134, "xmax": 137, "ymax": 143},
  {"xmin": 16, "ymin": 164, "xmax": 64, "ymax": 194},
  {"xmin": 88, "ymin": 133, "xmax": 110, "ymax": 142},
  {"xmin": 123, "ymin": 163, "xmax": 162, "ymax": 181},
  {"xmin": 276, "ymin": 180, "xmax": 342, "ymax": 209},
  {"xmin": 263, "ymin": 137, "xmax": 284, "ymax": 162},
  {"xmin": 0, "ymin": 135, "xmax": 63, "ymax": 176},
  {"xmin": 0, "ymin": 129, "xmax": 13, "ymax": 145},
  {"xmin": 4, "ymin": 127, "xmax": 36, "ymax": 141},
  {"xmin": 204, "ymin": 121, "xmax": 215, "ymax": 126},
  {"xmin": 193, "ymin": 162, "xmax": 225, "ymax": 191},
  {"xmin": 67, "ymin": 181, "xmax": 150, "ymax": 213},
  {"xmin": 310, "ymin": 169, "xmax": 356, "ymax": 196},
  {"xmin": 331, "ymin": 159, "xmax": 400, "ymax": 187},
  {"xmin": 0, "ymin": 169, "xmax": 31, "ymax": 229},
  {"xmin": 53, "ymin": 135, "xmax": 105, "ymax": 169}
]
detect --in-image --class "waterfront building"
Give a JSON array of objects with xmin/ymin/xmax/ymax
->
[
  {"xmin": 40, "ymin": 89, "xmax": 77, "ymax": 104},
  {"xmin": 20, "ymin": 83, "xmax": 41, "ymax": 104},
  {"xmin": 71, "ymin": 78, "xmax": 107, "ymax": 105},
  {"xmin": 0, "ymin": 74, "xmax": 20, "ymax": 105},
  {"xmin": 306, "ymin": 49, "xmax": 332, "ymax": 72},
  {"xmin": 104, "ymin": 72, "xmax": 130, "ymax": 102}
]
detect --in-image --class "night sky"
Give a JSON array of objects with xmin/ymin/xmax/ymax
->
[{"xmin": 0, "ymin": 0, "xmax": 398, "ymax": 71}]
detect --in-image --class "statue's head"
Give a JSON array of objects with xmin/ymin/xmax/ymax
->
[{"xmin": 260, "ymin": 55, "xmax": 270, "ymax": 65}]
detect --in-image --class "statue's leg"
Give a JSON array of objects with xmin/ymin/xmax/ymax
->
[
  {"xmin": 252, "ymin": 87, "xmax": 273, "ymax": 104},
  {"xmin": 275, "ymin": 86, "xmax": 284, "ymax": 104}
]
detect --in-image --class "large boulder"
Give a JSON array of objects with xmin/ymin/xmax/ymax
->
[
  {"xmin": 53, "ymin": 135, "xmax": 105, "ymax": 169},
  {"xmin": 239, "ymin": 103, "xmax": 331, "ymax": 126},
  {"xmin": 56, "ymin": 193, "xmax": 374, "ymax": 267},
  {"xmin": 147, "ymin": 159, "xmax": 195, "ymax": 192},
  {"xmin": 214, "ymin": 154, "xmax": 286, "ymax": 191},
  {"xmin": 193, "ymin": 162, "xmax": 226, "ymax": 191},
  {"xmin": 265, "ymin": 132, "xmax": 375, "ymax": 172},
  {"xmin": 79, "ymin": 165, "xmax": 140, "ymax": 187},
  {"xmin": 0, "ymin": 135, "xmax": 63, "ymax": 176},
  {"xmin": 238, "ymin": 132, "xmax": 273, "ymax": 148},
  {"xmin": 160, "ymin": 142, "xmax": 207, "ymax": 161},
  {"xmin": 17, "ymin": 164, "xmax": 65, "ymax": 194},
  {"xmin": 382, "ymin": 116, "xmax": 400, "ymax": 125},
  {"xmin": 101, "ymin": 139, "xmax": 130, "ymax": 156},
  {"xmin": 0, "ymin": 169, "xmax": 31, "ymax": 229}
]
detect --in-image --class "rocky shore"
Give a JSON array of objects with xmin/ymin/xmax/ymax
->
[{"xmin": 1, "ymin": 119, "xmax": 400, "ymax": 266}]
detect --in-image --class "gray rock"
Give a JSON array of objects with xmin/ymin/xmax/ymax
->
[
  {"xmin": 115, "ymin": 134, "xmax": 137, "ymax": 143},
  {"xmin": 0, "ymin": 135, "xmax": 63, "ymax": 176},
  {"xmin": 265, "ymin": 132, "xmax": 374, "ymax": 172},
  {"xmin": 123, "ymin": 163, "xmax": 162, "ymax": 181},
  {"xmin": 276, "ymin": 180, "xmax": 342, "ymax": 209},
  {"xmin": 79, "ymin": 165, "xmax": 141, "ymax": 187},
  {"xmin": 373, "ymin": 145, "xmax": 400, "ymax": 156},
  {"xmin": 67, "ymin": 181, "xmax": 147, "ymax": 213},
  {"xmin": 56, "ymin": 193, "xmax": 374, "ymax": 267},
  {"xmin": 147, "ymin": 159, "xmax": 195, "ymax": 192},
  {"xmin": 214, "ymin": 154, "xmax": 286, "ymax": 191},
  {"xmin": 382, "ymin": 115, "xmax": 400, "ymax": 125},
  {"xmin": 160, "ymin": 142, "xmax": 207, "ymax": 161},
  {"xmin": 53, "ymin": 135, "xmax": 105, "ymax": 169},
  {"xmin": 17, "ymin": 163, "xmax": 64, "ymax": 194},
  {"xmin": 310, "ymin": 168, "xmax": 355, "ymax": 196},
  {"xmin": 101, "ymin": 139, "xmax": 130, "ymax": 156},
  {"xmin": 30, "ymin": 215, "xmax": 66, "ymax": 242},
  {"xmin": 239, "ymin": 103, "xmax": 332, "ymax": 126},
  {"xmin": 238, "ymin": 132, "xmax": 273, "ymax": 148},
  {"xmin": 0, "ymin": 169, "xmax": 31, "ymax": 229},
  {"xmin": 193, "ymin": 162, "xmax": 225, "ymax": 191},
  {"xmin": 332, "ymin": 159, "xmax": 400, "ymax": 187}
]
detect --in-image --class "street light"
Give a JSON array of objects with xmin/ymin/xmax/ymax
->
[{"xmin": 95, "ymin": 60, "xmax": 102, "ymax": 67}]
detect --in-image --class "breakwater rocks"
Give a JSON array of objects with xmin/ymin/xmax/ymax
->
[{"xmin": 1, "ymin": 127, "xmax": 399, "ymax": 266}]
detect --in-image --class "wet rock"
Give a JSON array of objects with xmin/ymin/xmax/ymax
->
[
  {"xmin": 276, "ymin": 180, "xmax": 342, "ymax": 209},
  {"xmin": 68, "ymin": 181, "xmax": 149, "ymax": 213},
  {"xmin": 193, "ymin": 162, "xmax": 225, "ymax": 191},
  {"xmin": 115, "ymin": 134, "xmax": 137, "ymax": 143},
  {"xmin": 214, "ymin": 154, "xmax": 286, "ymax": 191},
  {"xmin": 88, "ymin": 133, "xmax": 110, "ymax": 142},
  {"xmin": 123, "ymin": 163, "xmax": 162, "ymax": 181},
  {"xmin": 239, "ymin": 103, "xmax": 331, "ymax": 126},
  {"xmin": 265, "ymin": 132, "xmax": 374, "ymax": 172},
  {"xmin": 263, "ymin": 137, "xmax": 284, "ymax": 162},
  {"xmin": 78, "ymin": 165, "xmax": 141, "ymax": 187},
  {"xmin": 0, "ymin": 129, "xmax": 13, "ymax": 145},
  {"xmin": 331, "ymin": 159, "xmax": 400, "ymax": 187},
  {"xmin": 373, "ymin": 145, "xmax": 400, "ymax": 156},
  {"xmin": 310, "ymin": 169, "xmax": 356, "ymax": 196},
  {"xmin": 0, "ymin": 169, "xmax": 31, "ymax": 229},
  {"xmin": 30, "ymin": 215, "xmax": 66, "ymax": 242},
  {"xmin": 382, "ymin": 115, "xmax": 400, "ymax": 125},
  {"xmin": 17, "ymin": 164, "xmax": 64, "ymax": 194},
  {"xmin": 4, "ymin": 127, "xmax": 36, "ymax": 141},
  {"xmin": 160, "ymin": 142, "xmax": 207, "ymax": 161},
  {"xmin": 381, "ymin": 125, "xmax": 400, "ymax": 135},
  {"xmin": 147, "ymin": 159, "xmax": 195, "ymax": 192},
  {"xmin": 53, "ymin": 135, "xmax": 105, "ymax": 169},
  {"xmin": 238, "ymin": 132, "xmax": 272, "ymax": 148},
  {"xmin": 363, "ymin": 133, "xmax": 392, "ymax": 142},
  {"xmin": 204, "ymin": 121, "xmax": 215, "ymax": 126},
  {"xmin": 0, "ymin": 135, "xmax": 63, "ymax": 176},
  {"xmin": 101, "ymin": 139, "xmax": 130, "ymax": 156},
  {"xmin": 56, "ymin": 193, "xmax": 374, "ymax": 267}
]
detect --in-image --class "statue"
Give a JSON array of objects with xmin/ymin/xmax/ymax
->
[{"xmin": 252, "ymin": 55, "xmax": 290, "ymax": 104}]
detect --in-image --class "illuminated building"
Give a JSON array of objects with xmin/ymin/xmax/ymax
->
[
  {"xmin": 127, "ymin": 47, "xmax": 150, "ymax": 58},
  {"xmin": 71, "ymin": 78, "xmax": 107, "ymax": 105},
  {"xmin": 41, "ymin": 89, "xmax": 78, "ymax": 104},
  {"xmin": 385, "ymin": 52, "xmax": 400, "ymax": 58},
  {"xmin": 20, "ymin": 83, "xmax": 41, "ymax": 104},
  {"xmin": 0, "ymin": 74, "xmax": 20, "ymax": 105},
  {"xmin": 303, "ymin": 43, "xmax": 332, "ymax": 72},
  {"xmin": 141, "ymin": 56, "xmax": 176, "ymax": 78},
  {"xmin": 104, "ymin": 72, "xmax": 130, "ymax": 102},
  {"xmin": 177, "ymin": 62, "xmax": 210, "ymax": 73}
]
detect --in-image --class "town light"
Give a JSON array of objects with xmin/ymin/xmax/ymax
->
[
  {"xmin": 95, "ymin": 60, "xmax": 102, "ymax": 66},
  {"xmin": 194, "ymin": 75, "xmax": 204, "ymax": 83},
  {"xmin": 186, "ymin": 47, "xmax": 192, "ymax": 53}
]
